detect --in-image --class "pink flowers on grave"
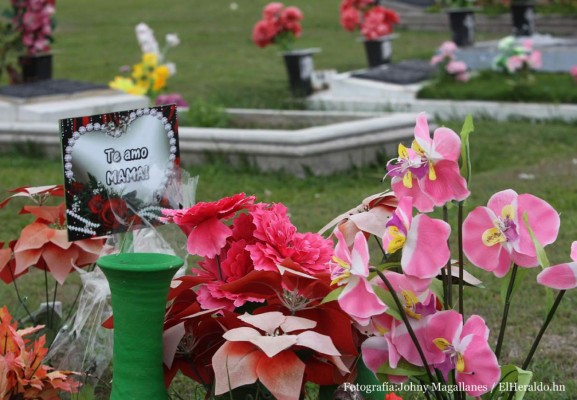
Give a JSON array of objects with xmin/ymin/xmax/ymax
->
[
  {"xmin": 426, "ymin": 311, "xmax": 500, "ymax": 396},
  {"xmin": 11, "ymin": 0, "xmax": 56, "ymax": 55},
  {"xmin": 386, "ymin": 113, "xmax": 470, "ymax": 212},
  {"xmin": 252, "ymin": 3, "xmax": 303, "ymax": 50},
  {"xmin": 339, "ymin": 0, "xmax": 400, "ymax": 40},
  {"xmin": 430, "ymin": 41, "xmax": 470, "ymax": 82},
  {"xmin": 537, "ymin": 242, "xmax": 577, "ymax": 289},
  {"xmin": 330, "ymin": 231, "xmax": 387, "ymax": 325},
  {"xmin": 382, "ymin": 197, "xmax": 451, "ymax": 279},
  {"xmin": 212, "ymin": 312, "xmax": 347, "ymax": 400},
  {"xmin": 463, "ymin": 189, "xmax": 560, "ymax": 277},
  {"xmin": 571, "ymin": 66, "xmax": 577, "ymax": 83},
  {"xmin": 506, "ymin": 39, "xmax": 542, "ymax": 73}
]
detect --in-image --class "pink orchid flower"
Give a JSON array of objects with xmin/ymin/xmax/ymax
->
[
  {"xmin": 212, "ymin": 312, "xmax": 347, "ymax": 400},
  {"xmin": 537, "ymin": 241, "xmax": 577, "ymax": 290},
  {"xmin": 382, "ymin": 197, "xmax": 451, "ymax": 279},
  {"xmin": 463, "ymin": 189, "xmax": 560, "ymax": 277},
  {"xmin": 330, "ymin": 231, "xmax": 387, "ymax": 326},
  {"xmin": 387, "ymin": 114, "xmax": 469, "ymax": 212},
  {"xmin": 426, "ymin": 310, "xmax": 500, "ymax": 397},
  {"xmin": 161, "ymin": 193, "xmax": 255, "ymax": 258}
]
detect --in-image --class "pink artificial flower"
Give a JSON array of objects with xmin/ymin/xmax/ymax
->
[
  {"xmin": 537, "ymin": 241, "xmax": 577, "ymax": 290},
  {"xmin": 528, "ymin": 50, "xmax": 542, "ymax": 70},
  {"xmin": 340, "ymin": 6, "xmax": 360, "ymax": 32},
  {"xmin": 426, "ymin": 310, "xmax": 500, "ymax": 396},
  {"xmin": 162, "ymin": 193, "xmax": 255, "ymax": 258},
  {"xmin": 440, "ymin": 41, "xmax": 457, "ymax": 56},
  {"xmin": 212, "ymin": 312, "xmax": 347, "ymax": 400},
  {"xmin": 330, "ymin": 231, "xmax": 387, "ymax": 326},
  {"xmin": 446, "ymin": 60, "xmax": 467, "ymax": 75},
  {"xmin": 155, "ymin": 93, "xmax": 189, "ymax": 108},
  {"xmin": 506, "ymin": 55, "xmax": 525, "ymax": 73},
  {"xmin": 252, "ymin": 19, "xmax": 278, "ymax": 48},
  {"xmin": 463, "ymin": 189, "xmax": 560, "ymax": 277},
  {"xmin": 382, "ymin": 197, "xmax": 451, "ymax": 279},
  {"xmin": 387, "ymin": 113, "xmax": 469, "ymax": 212},
  {"xmin": 263, "ymin": 2, "xmax": 284, "ymax": 19},
  {"xmin": 571, "ymin": 66, "xmax": 577, "ymax": 83},
  {"xmin": 247, "ymin": 203, "xmax": 333, "ymax": 274}
]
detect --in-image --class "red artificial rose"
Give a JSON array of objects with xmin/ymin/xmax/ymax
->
[
  {"xmin": 88, "ymin": 194, "xmax": 105, "ymax": 214},
  {"xmin": 100, "ymin": 198, "xmax": 128, "ymax": 230},
  {"xmin": 252, "ymin": 18, "xmax": 277, "ymax": 48},
  {"xmin": 340, "ymin": 6, "xmax": 360, "ymax": 32}
]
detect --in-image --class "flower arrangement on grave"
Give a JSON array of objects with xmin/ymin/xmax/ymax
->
[
  {"xmin": 430, "ymin": 41, "xmax": 470, "ymax": 82},
  {"xmin": 570, "ymin": 65, "xmax": 577, "ymax": 83},
  {"xmin": 109, "ymin": 23, "xmax": 180, "ymax": 101},
  {"xmin": 493, "ymin": 36, "xmax": 542, "ymax": 83},
  {"xmin": 252, "ymin": 2, "xmax": 304, "ymax": 51},
  {"xmin": 0, "ymin": 0, "xmax": 55, "ymax": 83},
  {"xmin": 160, "ymin": 113, "xmax": 573, "ymax": 400},
  {"xmin": 0, "ymin": 306, "xmax": 82, "ymax": 399},
  {"xmin": 339, "ymin": 0, "xmax": 400, "ymax": 40}
]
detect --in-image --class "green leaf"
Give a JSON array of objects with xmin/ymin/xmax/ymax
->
[
  {"xmin": 430, "ymin": 278, "xmax": 445, "ymax": 306},
  {"xmin": 373, "ymin": 285, "xmax": 403, "ymax": 320},
  {"xmin": 485, "ymin": 364, "xmax": 532, "ymax": 400},
  {"xmin": 321, "ymin": 286, "xmax": 344, "ymax": 304},
  {"xmin": 459, "ymin": 114, "xmax": 475, "ymax": 183},
  {"xmin": 522, "ymin": 212, "xmax": 550, "ymax": 269},
  {"xmin": 357, "ymin": 358, "xmax": 387, "ymax": 399}
]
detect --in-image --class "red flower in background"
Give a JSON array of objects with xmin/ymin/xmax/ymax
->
[
  {"xmin": 339, "ymin": 0, "xmax": 400, "ymax": 40},
  {"xmin": 252, "ymin": 2, "xmax": 304, "ymax": 50}
]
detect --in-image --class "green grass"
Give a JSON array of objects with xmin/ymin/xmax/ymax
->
[
  {"xmin": 1, "ymin": 118, "xmax": 577, "ymax": 398},
  {"xmin": 29, "ymin": 1, "xmax": 498, "ymax": 109},
  {"xmin": 418, "ymin": 70, "xmax": 577, "ymax": 104}
]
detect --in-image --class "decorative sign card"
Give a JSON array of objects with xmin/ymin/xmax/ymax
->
[{"xmin": 60, "ymin": 105, "xmax": 180, "ymax": 241}]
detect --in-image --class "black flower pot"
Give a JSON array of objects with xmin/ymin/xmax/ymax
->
[
  {"xmin": 19, "ymin": 53, "xmax": 52, "ymax": 83},
  {"xmin": 282, "ymin": 48, "xmax": 320, "ymax": 96},
  {"xmin": 511, "ymin": 3, "xmax": 536, "ymax": 36},
  {"xmin": 447, "ymin": 9, "xmax": 475, "ymax": 47},
  {"xmin": 363, "ymin": 35, "xmax": 396, "ymax": 68}
]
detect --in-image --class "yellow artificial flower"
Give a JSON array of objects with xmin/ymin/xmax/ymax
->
[{"xmin": 152, "ymin": 65, "xmax": 170, "ymax": 91}]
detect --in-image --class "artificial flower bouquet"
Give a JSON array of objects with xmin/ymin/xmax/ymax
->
[
  {"xmin": 109, "ymin": 22, "xmax": 180, "ymax": 99},
  {"xmin": 252, "ymin": 2, "xmax": 304, "ymax": 51},
  {"xmin": 493, "ymin": 36, "xmax": 542, "ymax": 80},
  {"xmin": 340, "ymin": 0, "xmax": 400, "ymax": 40},
  {"xmin": 431, "ymin": 41, "xmax": 470, "ymax": 82},
  {"xmin": 160, "ymin": 113, "xmax": 573, "ymax": 399}
]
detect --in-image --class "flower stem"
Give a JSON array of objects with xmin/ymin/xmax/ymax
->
[
  {"xmin": 372, "ymin": 268, "xmax": 445, "ymax": 400},
  {"xmin": 522, "ymin": 289, "xmax": 566, "ymax": 370},
  {"xmin": 443, "ymin": 206, "xmax": 452, "ymax": 309},
  {"xmin": 44, "ymin": 267, "xmax": 51, "ymax": 329},
  {"xmin": 495, "ymin": 264, "xmax": 519, "ymax": 360},
  {"xmin": 9, "ymin": 268, "xmax": 36, "ymax": 325},
  {"xmin": 457, "ymin": 202, "xmax": 465, "ymax": 318}
]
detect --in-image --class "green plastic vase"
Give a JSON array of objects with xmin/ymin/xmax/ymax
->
[{"xmin": 97, "ymin": 252, "xmax": 184, "ymax": 400}]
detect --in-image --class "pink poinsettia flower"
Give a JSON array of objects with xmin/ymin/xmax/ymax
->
[
  {"xmin": 463, "ymin": 189, "xmax": 560, "ymax": 277},
  {"xmin": 382, "ymin": 197, "xmax": 451, "ymax": 279},
  {"xmin": 330, "ymin": 231, "xmax": 387, "ymax": 326},
  {"xmin": 426, "ymin": 310, "xmax": 500, "ymax": 396},
  {"xmin": 12, "ymin": 204, "xmax": 103, "ymax": 284},
  {"xmin": 212, "ymin": 312, "xmax": 347, "ymax": 400},
  {"xmin": 537, "ymin": 241, "xmax": 577, "ymax": 290},
  {"xmin": 0, "ymin": 185, "xmax": 63, "ymax": 209},
  {"xmin": 161, "ymin": 193, "xmax": 255, "ymax": 258}
]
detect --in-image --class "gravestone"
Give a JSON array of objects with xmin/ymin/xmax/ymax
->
[
  {"xmin": 0, "ymin": 79, "xmax": 108, "ymax": 99},
  {"xmin": 351, "ymin": 60, "xmax": 435, "ymax": 84}
]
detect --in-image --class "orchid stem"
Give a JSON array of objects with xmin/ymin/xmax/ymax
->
[
  {"xmin": 495, "ymin": 264, "xmax": 519, "ymax": 360},
  {"xmin": 522, "ymin": 289, "xmax": 565, "ymax": 370},
  {"xmin": 371, "ymin": 268, "xmax": 444, "ymax": 400},
  {"xmin": 443, "ymin": 206, "xmax": 452, "ymax": 309},
  {"xmin": 457, "ymin": 201, "xmax": 465, "ymax": 318}
]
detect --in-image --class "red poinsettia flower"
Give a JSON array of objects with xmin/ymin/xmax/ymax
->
[
  {"xmin": 162, "ymin": 193, "xmax": 255, "ymax": 258},
  {"xmin": 13, "ymin": 203, "xmax": 104, "ymax": 284}
]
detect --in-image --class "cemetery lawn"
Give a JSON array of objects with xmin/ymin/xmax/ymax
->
[
  {"xmin": 1, "ymin": 118, "xmax": 577, "ymax": 398},
  {"xmin": 44, "ymin": 0, "xmax": 501, "ymax": 110},
  {"xmin": 418, "ymin": 70, "xmax": 577, "ymax": 104}
]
